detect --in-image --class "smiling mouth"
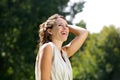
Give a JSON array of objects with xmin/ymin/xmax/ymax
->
[{"xmin": 61, "ymin": 32, "xmax": 68, "ymax": 36}]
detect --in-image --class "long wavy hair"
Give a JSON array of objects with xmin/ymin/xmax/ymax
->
[{"xmin": 39, "ymin": 14, "xmax": 63, "ymax": 46}]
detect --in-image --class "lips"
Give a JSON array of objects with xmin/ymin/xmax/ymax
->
[{"xmin": 61, "ymin": 31, "xmax": 68, "ymax": 36}]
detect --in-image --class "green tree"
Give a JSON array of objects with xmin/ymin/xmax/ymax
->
[
  {"xmin": 71, "ymin": 33, "xmax": 99, "ymax": 80},
  {"xmin": 70, "ymin": 20, "xmax": 99, "ymax": 80},
  {"xmin": 71, "ymin": 25, "xmax": 120, "ymax": 80},
  {"xmin": 97, "ymin": 25, "xmax": 120, "ymax": 80}
]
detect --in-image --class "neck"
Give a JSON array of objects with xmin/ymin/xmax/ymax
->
[{"xmin": 52, "ymin": 39, "xmax": 63, "ymax": 51}]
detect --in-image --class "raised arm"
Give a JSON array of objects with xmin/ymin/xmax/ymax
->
[{"xmin": 63, "ymin": 25, "xmax": 88, "ymax": 57}]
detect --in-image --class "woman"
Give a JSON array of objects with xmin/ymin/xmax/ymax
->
[{"xmin": 35, "ymin": 14, "xmax": 88, "ymax": 80}]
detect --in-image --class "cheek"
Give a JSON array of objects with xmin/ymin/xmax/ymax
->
[
  {"xmin": 67, "ymin": 28, "xmax": 69, "ymax": 32},
  {"xmin": 53, "ymin": 27, "xmax": 61, "ymax": 32},
  {"xmin": 51, "ymin": 28, "xmax": 60, "ymax": 35},
  {"xmin": 65, "ymin": 27, "xmax": 69, "ymax": 33}
]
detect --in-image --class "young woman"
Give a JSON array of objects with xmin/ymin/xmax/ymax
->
[{"xmin": 35, "ymin": 14, "xmax": 88, "ymax": 80}]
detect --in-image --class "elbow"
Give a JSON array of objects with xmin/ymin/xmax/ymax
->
[
  {"xmin": 85, "ymin": 29, "xmax": 89, "ymax": 35},
  {"xmin": 83, "ymin": 29, "xmax": 89, "ymax": 38},
  {"xmin": 78, "ymin": 29, "xmax": 89, "ymax": 37}
]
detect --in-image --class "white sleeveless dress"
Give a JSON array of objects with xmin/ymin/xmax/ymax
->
[{"xmin": 35, "ymin": 42, "xmax": 72, "ymax": 80}]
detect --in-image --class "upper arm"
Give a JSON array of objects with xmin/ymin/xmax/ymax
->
[
  {"xmin": 40, "ymin": 44, "xmax": 52, "ymax": 80},
  {"xmin": 63, "ymin": 30, "xmax": 88, "ymax": 58}
]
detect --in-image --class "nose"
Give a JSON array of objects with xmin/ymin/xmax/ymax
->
[
  {"xmin": 62, "ymin": 25, "xmax": 68, "ymax": 30},
  {"xmin": 62, "ymin": 26, "xmax": 69, "ymax": 32}
]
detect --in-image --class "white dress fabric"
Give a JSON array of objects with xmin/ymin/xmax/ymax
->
[{"xmin": 35, "ymin": 42, "xmax": 72, "ymax": 80}]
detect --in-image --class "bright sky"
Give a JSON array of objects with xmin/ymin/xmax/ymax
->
[{"xmin": 71, "ymin": 0, "xmax": 120, "ymax": 33}]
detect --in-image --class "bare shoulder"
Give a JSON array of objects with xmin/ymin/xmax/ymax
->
[
  {"xmin": 38, "ymin": 43, "xmax": 53, "ymax": 59},
  {"xmin": 40, "ymin": 43, "xmax": 52, "ymax": 52}
]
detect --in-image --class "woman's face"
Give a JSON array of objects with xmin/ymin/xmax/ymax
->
[{"xmin": 50, "ymin": 18, "xmax": 69, "ymax": 42}]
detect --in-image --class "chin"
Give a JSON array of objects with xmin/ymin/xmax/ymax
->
[{"xmin": 62, "ymin": 38, "xmax": 68, "ymax": 42}]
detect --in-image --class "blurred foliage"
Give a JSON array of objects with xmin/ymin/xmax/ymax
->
[
  {"xmin": 0, "ymin": 0, "xmax": 85, "ymax": 80},
  {"xmin": 71, "ymin": 25, "xmax": 120, "ymax": 80}
]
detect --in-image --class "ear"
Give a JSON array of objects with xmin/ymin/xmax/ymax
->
[{"xmin": 47, "ymin": 29, "xmax": 52, "ymax": 35}]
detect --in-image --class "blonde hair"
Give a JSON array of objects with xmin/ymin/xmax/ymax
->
[{"xmin": 39, "ymin": 14, "xmax": 63, "ymax": 46}]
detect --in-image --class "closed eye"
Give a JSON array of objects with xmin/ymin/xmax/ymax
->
[
  {"xmin": 58, "ymin": 24, "xmax": 62, "ymax": 26},
  {"xmin": 58, "ymin": 24, "xmax": 68, "ymax": 28}
]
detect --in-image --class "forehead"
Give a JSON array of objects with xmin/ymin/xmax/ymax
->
[{"xmin": 55, "ymin": 18, "xmax": 67, "ymax": 25}]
